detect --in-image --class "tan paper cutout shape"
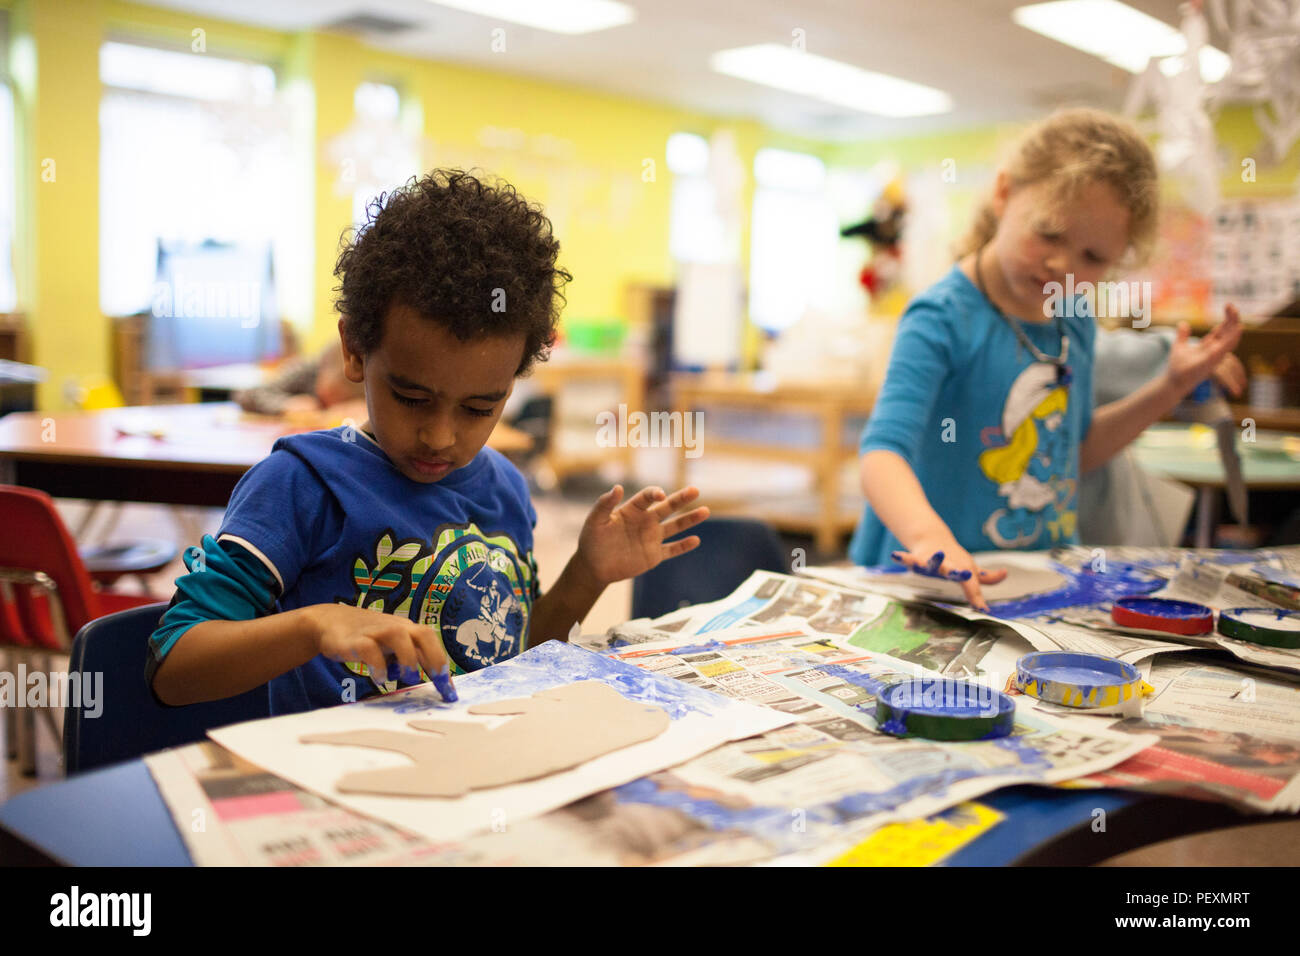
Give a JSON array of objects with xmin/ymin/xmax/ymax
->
[{"xmin": 300, "ymin": 680, "xmax": 671, "ymax": 798}]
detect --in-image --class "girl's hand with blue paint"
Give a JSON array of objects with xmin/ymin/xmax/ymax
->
[{"xmin": 891, "ymin": 538, "xmax": 1008, "ymax": 613}]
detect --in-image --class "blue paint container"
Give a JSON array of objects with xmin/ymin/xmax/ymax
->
[
  {"xmin": 1015, "ymin": 651, "xmax": 1148, "ymax": 709},
  {"xmin": 874, "ymin": 678, "xmax": 1015, "ymax": 741}
]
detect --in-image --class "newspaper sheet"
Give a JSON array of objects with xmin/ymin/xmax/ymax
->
[
  {"xmin": 208, "ymin": 641, "xmax": 791, "ymax": 844},
  {"xmin": 617, "ymin": 568, "xmax": 1186, "ymax": 684},
  {"xmin": 598, "ymin": 622, "xmax": 1156, "ymax": 860},
  {"xmin": 608, "ymin": 568, "xmax": 1300, "ymax": 815},
  {"xmin": 1159, "ymin": 556, "xmax": 1283, "ymax": 612},
  {"xmin": 146, "ymin": 740, "xmax": 1019, "ymax": 867},
  {"xmin": 1211, "ymin": 638, "xmax": 1300, "ymax": 675},
  {"xmin": 806, "ymin": 550, "xmax": 1300, "ymax": 676},
  {"xmin": 1073, "ymin": 654, "xmax": 1300, "ymax": 811},
  {"xmin": 145, "ymin": 742, "xmax": 775, "ymax": 866}
]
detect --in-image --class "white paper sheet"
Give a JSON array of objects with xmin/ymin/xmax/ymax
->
[{"xmin": 208, "ymin": 641, "xmax": 792, "ymax": 843}]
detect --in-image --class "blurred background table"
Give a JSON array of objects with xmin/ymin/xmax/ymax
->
[
  {"xmin": 1131, "ymin": 423, "xmax": 1300, "ymax": 547},
  {"xmin": 0, "ymin": 402, "xmax": 532, "ymax": 508},
  {"xmin": 672, "ymin": 373, "xmax": 876, "ymax": 553}
]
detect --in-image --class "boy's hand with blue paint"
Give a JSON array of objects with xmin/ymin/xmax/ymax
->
[{"xmin": 306, "ymin": 603, "xmax": 455, "ymax": 702}]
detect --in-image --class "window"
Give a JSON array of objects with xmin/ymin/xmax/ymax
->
[
  {"xmin": 666, "ymin": 131, "xmax": 746, "ymax": 367},
  {"xmin": 748, "ymin": 148, "xmax": 838, "ymax": 332},
  {"xmin": 0, "ymin": 79, "xmax": 16, "ymax": 313},
  {"xmin": 347, "ymin": 82, "xmax": 421, "ymax": 226},
  {"xmin": 98, "ymin": 40, "xmax": 298, "ymax": 350},
  {"xmin": 0, "ymin": 12, "xmax": 16, "ymax": 313},
  {"xmin": 667, "ymin": 132, "xmax": 730, "ymax": 264}
]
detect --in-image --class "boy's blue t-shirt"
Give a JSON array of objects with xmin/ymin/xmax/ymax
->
[
  {"xmin": 850, "ymin": 264, "xmax": 1095, "ymax": 566},
  {"xmin": 149, "ymin": 426, "xmax": 539, "ymax": 714}
]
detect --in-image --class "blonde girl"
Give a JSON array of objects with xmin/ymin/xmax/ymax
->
[{"xmin": 850, "ymin": 108, "xmax": 1243, "ymax": 609}]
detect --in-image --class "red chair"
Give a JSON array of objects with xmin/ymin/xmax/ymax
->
[{"xmin": 0, "ymin": 485, "xmax": 160, "ymax": 775}]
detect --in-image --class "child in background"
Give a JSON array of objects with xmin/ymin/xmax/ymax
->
[
  {"xmin": 233, "ymin": 341, "xmax": 366, "ymax": 418},
  {"xmin": 150, "ymin": 169, "xmax": 708, "ymax": 714},
  {"xmin": 850, "ymin": 108, "xmax": 1243, "ymax": 609}
]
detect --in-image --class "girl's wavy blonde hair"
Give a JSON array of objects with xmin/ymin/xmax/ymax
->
[{"xmin": 954, "ymin": 108, "xmax": 1159, "ymax": 268}]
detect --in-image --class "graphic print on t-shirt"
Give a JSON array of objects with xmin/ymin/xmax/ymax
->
[
  {"xmin": 976, "ymin": 362, "xmax": 1078, "ymax": 548},
  {"xmin": 337, "ymin": 524, "xmax": 533, "ymax": 686},
  {"xmin": 421, "ymin": 523, "xmax": 529, "ymax": 671}
]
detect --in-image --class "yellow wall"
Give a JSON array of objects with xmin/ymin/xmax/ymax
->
[
  {"xmin": 19, "ymin": 0, "xmax": 1293, "ymax": 409},
  {"xmin": 11, "ymin": 0, "xmax": 835, "ymax": 408},
  {"xmin": 13, "ymin": 0, "xmax": 107, "ymax": 410}
]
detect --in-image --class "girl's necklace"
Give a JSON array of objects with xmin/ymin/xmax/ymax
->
[{"xmin": 974, "ymin": 245, "xmax": 1072, "ymax": 386}]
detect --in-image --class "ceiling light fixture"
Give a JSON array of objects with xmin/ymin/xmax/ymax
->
[
  {"xmin": 1013, "ymin": 1, "xmax": 1231, "ymax": 81},
  {"xmin": 423, "ymin": 0, "xmax": 635, "ymax": 35},
  {"xmin": 710, "ymin": 44, "xmax": 953, "ymax": 118}
]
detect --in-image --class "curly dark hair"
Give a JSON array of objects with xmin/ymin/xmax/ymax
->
[{"xmin": 335, "ymin": 168, "xmax": 571, "ymax": 375}]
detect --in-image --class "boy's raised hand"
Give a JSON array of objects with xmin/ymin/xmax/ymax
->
[
  {"xmin": 576, "ymin": 485, "xmax": 709, "ymax": 586},
  {"xmin": 1166, "ymin": 304, "xmax": 1244, "ymax": 395}
]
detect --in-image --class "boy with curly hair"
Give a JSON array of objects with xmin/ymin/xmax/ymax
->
[{"xmin": 150, "ymin": 169, "xmax": 707, "ymax": 714}]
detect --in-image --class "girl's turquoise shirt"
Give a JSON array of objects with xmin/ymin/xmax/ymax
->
[{"xmin": 850, "ymin": 265, "xmax": 1095, "ymax": 566}]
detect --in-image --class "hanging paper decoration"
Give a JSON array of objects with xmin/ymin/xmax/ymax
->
[
  {"xmin": 1123, "ymin": 3, "xmax": 1220, "ymax": 215},
  {"xmin": 1207, "ymin": 0, "xmax": 1300, "ymax": 163},
  {"xmin": 322, "ymin": 111, "xmax": 430, "ymax": 201}
]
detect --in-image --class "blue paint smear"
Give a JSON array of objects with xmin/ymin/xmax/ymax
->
[
  {"xmin": 799, "ymin": 661, "xmax": 892, "ymax": 697},
  {"xmin": 611, "ymin": 777, "xmax": 835, "ymax": 850},
  {"xmin": 831, "ymin": 768, "xmax": 991, "ymax": 820},
  {"xmin": 862, "ymin": 560, "xmax": 1165, "ymax": 619},
  {"xmin": 989, "ymin": 562, "xmax": 1164, "ymax": 619},
  {"xmin": 1251, "ymin": 564, "xmax": 1300, "ymax": 589},
  {"xmin": 698, "ymin": 595, "xmax": 771, "ymax": 633},
  {"xmin": 611, "ymin": 758, "xmax": 1052, "ymax": 851},
  {"xmin": 358, "ymin": 641, "xmax": 720, "ymax": 719},
  {"xmin": 1214, "ymin": 551, "xmax": 1273, "ymax": 567},
  {"xmin": 992, "ymin": 734, "xmax": 1053, "ymax": 771},
  {"xmin": 1224, "ymin": 607, "xmax": 1299, "ymax": 625},
  {"xmin": 645, "ymin": 640, "xmax": 730, "ymax": 657}
]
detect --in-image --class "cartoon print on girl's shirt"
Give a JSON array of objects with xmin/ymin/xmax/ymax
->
[{"xmin": 977, "ymin": 362, "xmax": 1078, "ymax": 548}]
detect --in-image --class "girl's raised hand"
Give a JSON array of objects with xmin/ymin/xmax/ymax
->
[
  {"xmin": 1166, "ymin": 304, "xmax": 1244, "ymax": 395},
  {"xmin": 1211, "ymin": 351, "xmax": 1247, "ymax": 398},
  {"xmin": 576, "ymin": 485, "xmax": 710, "ymax": 586}
]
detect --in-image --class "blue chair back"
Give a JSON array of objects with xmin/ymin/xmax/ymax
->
[
  {"xmin": 64, "ymin": 602, "xmax": 270, "ymax": 774},
  {"xmin": 631, "ymin": 516, "xmax": 789, "ymax": 620}
]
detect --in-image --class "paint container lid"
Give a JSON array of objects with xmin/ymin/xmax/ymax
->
[
  {"xmin": 1015, "ymin": 651, "xmax": 1145, "ymax": 709},
  {"xmin": 1217, "ymin": 607, "xmax": 1300, "ymax": 649},
  {"xmin": 875, "ymin": 678, "xmax": 1015, "ymax": 741},
  {"xmin": 1110, "ymin": 596, "xmax": 1214, "ymax": 635}
]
